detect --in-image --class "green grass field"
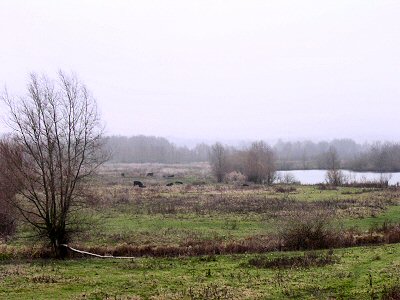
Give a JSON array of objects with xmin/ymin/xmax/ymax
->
[
  {"xmin": 73, "ymin": 184, "xmax": 400, "ymax": 248},
  {"xmin": 2, "ymin": 164, "xmax": 400, "ymax": 299},
  {"xmin": 1, "ymin": 244, "xmax": 400, "ymax": 299}
]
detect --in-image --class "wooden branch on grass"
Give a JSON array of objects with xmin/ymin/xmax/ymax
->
[{"xmin": 61, "ymin": 244, "xmax": 136, "ymax": 259}]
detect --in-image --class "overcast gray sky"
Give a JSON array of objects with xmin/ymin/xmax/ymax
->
[{"xmin": 1, "ymin": 0, "xmax": 399, "ymax": 144}]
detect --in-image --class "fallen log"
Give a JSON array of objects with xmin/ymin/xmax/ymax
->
[{"xmin": 61, "ymin": 244, "xmax": 136, "ymax": 259}]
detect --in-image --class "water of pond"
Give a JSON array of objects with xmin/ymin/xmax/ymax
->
[{"xmin": 276, "ymin": 170, "xmax": 400, "ymax": 185}]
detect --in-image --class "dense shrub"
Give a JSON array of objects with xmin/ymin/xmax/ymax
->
[{"xmin": 279, "ymin": 211, "xmax": 339, "ymax": 250}]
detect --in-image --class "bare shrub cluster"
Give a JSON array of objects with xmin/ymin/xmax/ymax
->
[
  {"xmin": 278, "ymin": 212, "xmax": 340, "ymax": 250},
  {"xmin": 3, "ymin": 220, "xmax": 400, "ymax": 259},
  {"xmin": 208, "ymin": 141, "xmax": 276, "ymax": 184},
  {"xmin": 224, "ymin": 171, "xmax": 246, "ymax": 184},
  {"xmin": 65, "ymin": 236, "xmax": 278, "ymax": 258},
  {"xmin": 209, "ymin": 142, "xmax": 228, "ymax": 183},
  {"xmin": 277, "ymin": 211, "xmax": 400, "ymax": 252}
]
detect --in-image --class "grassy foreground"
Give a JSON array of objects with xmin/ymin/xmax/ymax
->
[
  {"xmin": 3, "ymin": 164, "xmax": 400, "ymax": 299},
  {"xmin": 1, "ymin": 244, "xmax": 400, "ymax": 299}
]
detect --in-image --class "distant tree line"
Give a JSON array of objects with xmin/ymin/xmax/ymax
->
[
  {"xmin": 347, "ymin": 142, "xmax": 400, "ymax": 172},
  {"xmin": 105, "ymin": 135, "xmax": 210, "ymax": 163},
  {"xmin": 274, "ymin": 139, "xmax": 361, "ymax": 170},
  {"xmin": 105, "ymin": 136, "xmax": 400, "ymax": 173},
  {"xmin": 274, "ymin": 139, "xmax": 400, "ymax": 172}
]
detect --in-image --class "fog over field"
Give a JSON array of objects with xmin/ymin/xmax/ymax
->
[{"xmin": 1, "ymin": 1, "xmax": 400, "ymax": 143}]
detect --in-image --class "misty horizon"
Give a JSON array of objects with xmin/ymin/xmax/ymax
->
[{"xmin": 1, "ymin": 1, "xmax": 400, "ymax": 142}]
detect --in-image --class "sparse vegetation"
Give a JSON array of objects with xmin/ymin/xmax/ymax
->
[
  {"xmin": 248, "ymin": 250, "xmax": 339, "ymax": 269},
  {"xmin": 1, "ymin": 162, "xmax": 400, "ymax": 299}
]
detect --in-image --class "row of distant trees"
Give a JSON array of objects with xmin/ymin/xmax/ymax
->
[
  {"xmin": 105, "ymin": 135, "xmax": 210, "ymax": 163},
  {"xmin": 106, "ymin": 136, "xmax": 400, "ymax": 173},
  {"xmin": 274, "ymin": 139, "xmax": 400, "ymax": 172}
]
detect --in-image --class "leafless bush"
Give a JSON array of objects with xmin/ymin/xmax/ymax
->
[
  {"xmin": 209, "ymin": 142, "xmax": 229, "ymax": 183},
  {"xmin": 325, "ymin": 169, "xmax": 346, "ymax": 186},
  {"xmin": 278, "ymin": 211, "xmax": 340, "ymax": 250},
  {"xmin": 224, "ymin": 171, "xmax": 246, "ymax": 184},
  {"xmin": 244, "ymin": 141, "xmax": 276, "ymax": 184},
  {"xmin": 341, "ymin": 180, "xmax": 389, "ymax": 189},
  {"xmin": 276, "ymin": 172, "xmax": 298, "ymax": 185}
]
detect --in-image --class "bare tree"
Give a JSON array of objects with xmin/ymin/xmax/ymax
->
[
  {"xmin": 325, "ymin": 146, "xmax": 344, "ymax": 186},
  {"xmin": 209, "ymin": 142, "xmax": 228, "ymax": 183},
  {"xmin": 0, "ymin": 71, "xmax": 107, "ymax": 257},
  {"xmin": 245, "ymin": 141, "xmax": 276, "ymax": 184},
  {"xmin": 326, "ymin": 146, "xmax": 340, "ymax": 170}
]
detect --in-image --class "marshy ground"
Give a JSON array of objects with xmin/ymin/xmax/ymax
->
[{"xmin": 2, "ymin": 163, "xmax": 400, "ymax": 299}]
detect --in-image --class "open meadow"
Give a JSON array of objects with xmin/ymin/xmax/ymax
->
[{"xmin": 2, "ymin": 163, "xmax": 400, "ymax": 299}]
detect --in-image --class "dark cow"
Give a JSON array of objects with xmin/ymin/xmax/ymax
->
[
  {"xmin": 146, "ymin": 172, "xmax": 154, "ymax": 177},
  {"xmin": 166, "ymin": 182, "xmax": 174, "ymax": 186},
  {"xmin": 242, "ymin": 183, "xmax": 249, "ymax": 187},
  {"xmin": 134, "ymin": 180, "xmax": 145, "ymax": 188},
  {"xmin": 167, "ymin": 174, "xmax": 175, "ymax": 178},
  {"xmin": 121, "ymin": 173, "xmax": 125, "ymax": 177},
  {"xmin": 175, "ymin": 181, "xmax": 183, "ymax": 185}
]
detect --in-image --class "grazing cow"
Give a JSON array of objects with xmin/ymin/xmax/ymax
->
[
  {"xmin": 146, "ymin": 172, "xmax": 154, "ymax": 177},
  {"xmin": 166, "ymin": 182, "xmax": 174, "ymax": 186},
  {"xmin": 242, "ymin": 183, "xmax": 249, "ymax": 187},
  {"xmin": 167, "ymin": 174, "xmax": 175, "ymax": 178},
  {"xmin": 134, "ymin": 180, "xmax": 145, "ymax": 188},
  {"xmin": 175, "ymin": 181, "xmax": 183, "ymax": 185}
]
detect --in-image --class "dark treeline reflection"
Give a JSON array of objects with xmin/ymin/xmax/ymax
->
[{"xmin": 105, "ymin": 136, "xmax": 400, "ymax": 172}]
